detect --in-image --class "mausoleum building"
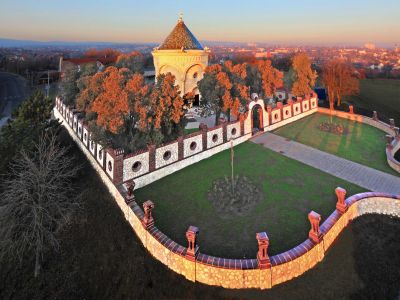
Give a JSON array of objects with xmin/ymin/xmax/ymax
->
[{"xmin": 152, "ymin": 15, "xmax": 209, "ymax": 105}]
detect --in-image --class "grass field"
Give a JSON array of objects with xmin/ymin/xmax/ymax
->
[
  {"xmin": 1, "ymin": 129, "xmax": 399, "ymax": 299},
  {"xmin": 135, "ymin": 142, "xmax": 365, "ymax": 258},
  {"xmin": 183, "ymin": 127, "xmax": 199, "ymax": 135},
  {"xmin": 274, "ymin": 113, "xmax": 398, "ymax": 176},
  {"xmin": 346, "ymin": 78, "xmax": 400, "ymax": 124}
]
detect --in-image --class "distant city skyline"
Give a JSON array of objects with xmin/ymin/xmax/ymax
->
[{"xmin": 0, "ymin": 0, "xmax": 399, "ymax": 47}]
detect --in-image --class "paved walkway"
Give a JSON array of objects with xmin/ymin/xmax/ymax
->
[{"xmin": 251, "ymin": 133, "xmax": 400, "ymax": 195}]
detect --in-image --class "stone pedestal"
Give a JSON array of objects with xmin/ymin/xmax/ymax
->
[
  {"xmin": 142, "ymin": 200, "xmax": 155, "ymax": 228},
  {"xmin": 308, "ymin": 211, "xmax": 323, "ymax": 243},
  {"xmin": 335, "ymin": 187, "xmax": 348, "ymax": 213}
]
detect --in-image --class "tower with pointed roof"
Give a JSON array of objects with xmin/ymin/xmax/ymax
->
[{"xmin": 152, "ymin": 14, "xmax": 209, "ymax": 103}]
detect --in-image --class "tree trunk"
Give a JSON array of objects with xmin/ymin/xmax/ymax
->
[
  {"xmin": 215, "ymin": 111, "xmax": 220, "ymax": 126},
  {"xmin": 329, "ymin": 90, "xmax": 335, "ymax": 124},
  {"xmin": 337, "ymin": 94, "xmax": 342, "ymax": 107},
  {"xmin": 34, "ymin": 245, "xmax": 40, "ymax": 278}
]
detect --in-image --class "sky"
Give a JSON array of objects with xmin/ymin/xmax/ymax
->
[{"xmin": 0, "ymin": 0, "xmax": 399, "ymax": 46}]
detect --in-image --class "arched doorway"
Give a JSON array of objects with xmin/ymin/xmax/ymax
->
[{"xmin": 251, "ymin": 104, "xmax": 264, "ymax": 135}]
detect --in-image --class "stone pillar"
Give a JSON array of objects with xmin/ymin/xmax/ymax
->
[
  {"xmin": 240, "ymin": 117, "xmax": 245, "ymax": 136},
  {"xmin": 141, "ymin": 200, "xmax": 155, "ymax": 229},
  {"xmin": 184, "ymin": 226, "xmax": 199, "ymax": 283},
  {"xmin": 267, "ymin": 105, "xmax": 272, "ymax": 125},
  {"xmin": 276, "ymin": 102, "xmax": 283, "ymax": 120},
  {"xmin": 108, "ymin": 148, "xmax": 124, "ymax": 185},
  {"xmin": 386, "ymin": 135, "xmax": 394, "ymax": 149},
  {"xmin": 199, "ymin": 123, "xmax": 208, "ymax": 150},
  {"xmin": 124, "ymin": 180, "xmax": 136, "ymax": 205},
  {"xmin": 373, "ymin": 111, "xmax": 378, "ymax": 121},
  {"xmin": 308, "ymin": 211, "xmax": 323, "ymax": 243},
  {"xmin": 148, "ymin": 145, "xmax": 156, "ymax": 172},
  {"xmin": 389, "ymin": 118, "xmax": 395, "ymax": 129},
  {"xmin": 221, "ymin": 119, "xmax": 228, "ymax": 143},
  {"xmin": 349, "ymin": 105, "xmax": 354, "ymax": 114},
  {"xmin": 177, "ymin": 136, "xmax": 184, "ymax": 161},
  {"xmin": 394, "ymin": 127, "xmax": 400, "ymax": 140},
  {"xmin": 297, "ymin": 97, "xmax": 303, "ymax": 113},
  {"xmin": 256, "ymin": 232, "xmax": 271, "ymax": 269},
  {"xmin": 335, "ymin": 187, "xmax": 347, "ymax": 213},
  {"xmin": 287, "ymin": 99, "xmax": 294, "ymax": 116},
  {"xmin": 185, "ymin": 226, "xmax": 199, "ymax": 261}
]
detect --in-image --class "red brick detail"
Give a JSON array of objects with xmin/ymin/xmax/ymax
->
[
  {"xmin": 256, "ymin": 232, "xmax": 271, "ymax": 269},
  {"xmin": 335, "ymin": 187, "xmax": 348, "ymax": 213},
  {"xmin": 222, "ymin": 121, "xmax": 228, "ymax": 143},
  {"xmin": 148, "ymin": 145, "xmax": 156, "ymax": 172},
  {"xmin": 200, "ymin": 123, "xmax": 208, "ymax": 150},
  {"xmin": 276, "ymin": 102, "xmax": 283, "ymax": 120},
  {"xmin": 185, "ymin": 226, "xmax": 199, "ymax": 261},
  {"xmin": 297, "ymin": 98, "xmax": 303, "ymax": 113},
  {"xmin": 308, "ymin": 211, "xmax": 323, "ymax": 244},
  {"xmin": 287, "ymin": 99, "xmax": 294, "ymax": 116},
  {"xmin": 240, "ymin": 119, "xmax": 245, "ymax": 136},
  {"xmin": 107, "ymin": 148, "xmax": 124, "ymax": 185},
  {"xmin": 141, "ymin": 200, "xmax": 155, "ymax": 229},
  {"xmin": 267, "ymin": 105, "xmax": 272, "ymax": 125},
  {"xmin": 177, "ymin": 136, "xmax": 184, "ymax": 161},
  {"xmin": 124, "ymin": 180, "xmax": 136, "ymax": 205}
]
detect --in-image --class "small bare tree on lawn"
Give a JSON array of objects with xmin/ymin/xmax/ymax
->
[{"xmin": 0, "ymin": 132, "xmax": 81, "ymax": 277}]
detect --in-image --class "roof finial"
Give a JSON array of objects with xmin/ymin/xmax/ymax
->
[{"xmin": 178, "ymin": 12, "xmax": 183, "ymax": 23}]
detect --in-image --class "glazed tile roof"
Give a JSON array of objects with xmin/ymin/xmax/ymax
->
[{"xmin": 159, "ymin": 19, "xmax": 203, "ymax": 50}]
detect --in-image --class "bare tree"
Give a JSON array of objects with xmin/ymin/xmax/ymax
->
[{"xmin": 0, "ymin": 132, "xmax": 81, "ymax": 277}]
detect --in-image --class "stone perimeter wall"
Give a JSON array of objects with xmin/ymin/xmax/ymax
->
[
  {"xmin": 54, "ymin": 106, "xmax": 400, "ymax": 289},
  {"xmin": 318, "ymin": 107, "xmax": 400, "ymax": 173},
  {"xmin": 55, "ymin": 96, "xmax": 318, "ymax": 189}
]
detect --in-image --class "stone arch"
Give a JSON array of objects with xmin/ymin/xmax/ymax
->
[
  {"xmin": 251, "ymin": 104, "xmax": 264, "ymax": 134},
  {"xmin": 184, "ymin": 64, "xmax": 205, "ymax": 95},
  {"xmin": 244, "ymin": 99, "xmax": 268, "ymax": 135},
  {"xmin": 159, "ymin": 64, "xmax": 181, "ymax": 80}
]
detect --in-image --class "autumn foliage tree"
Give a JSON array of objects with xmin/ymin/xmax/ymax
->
[
  {"xmin": 116, "ymin": 51, "xmax": 144, "ymax": 74},
  {"xmin": 75, "ymin": 65, "xmax": 187, "ymax": 151},
  {"xmin": 251, "ymin": 60, "xmax": 283, "ymax": 98},
  {"xmin": 322, "ymin": 59, "xmax": 359, "ymax": 110},
  {"xmin": 198, "ymin": 62, "xmax": 249, "ymax": 125},
  {"xmin": 144, "ymin": 73, "xmax": 186, "ymax": 143},
  {"xmin": 89, "ymin": 67, "xmax": 132, "ymax": 134},
  {"xmin": 84, "ymin": 48, "xmax": 121, "ymax": 58},
  {"xmin": 291, "ymin": 53, "xmax": 318, "ymax": 97}
]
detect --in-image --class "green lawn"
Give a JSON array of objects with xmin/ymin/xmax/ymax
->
[
  {"xmin": 346, "ymin": 78, "xmax": 400, "ymax": 124},
  {"xmin": 184, "ymin": 127, "xmax": 199, "ymax": 135},
  {"xmin": 274, "ymin": 113, "xmax": 398, "ymax": 176},
  {"xmin": 135, "ymin": 142, "xmax": 365, "ymax": 258}
]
